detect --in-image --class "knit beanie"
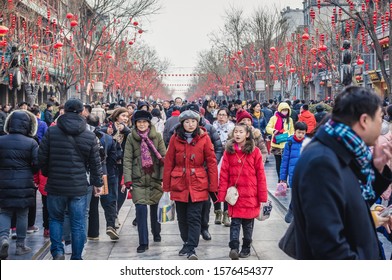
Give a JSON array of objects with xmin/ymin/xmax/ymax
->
[
  {"xmin": 236, "ymin": 109, "xmax": 252, "ymax": 124},
  {"xmin": 179, "ymin": 110, "xmax": 200, "ymax": 123}
]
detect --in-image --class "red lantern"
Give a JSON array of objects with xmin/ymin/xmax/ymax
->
[
  {"xmin": 269, "ymin": 64, "xmax": 276, "ymax": 71},
  {"xmin": 9, "ymin": 73, "xmax": 13, "ymax": 87},
  {"xmin": 133, "ymin": 21, "xmax": 139, "ymax": 26},
  {"xmin": 31, "ymin": 44, "xmax": 39, "ymax": 50},
  {"xmin": 302, "ymin": 33, "xmax": 310, "ymax": 40},
  {"xmin": 289, "ymin": 67, "xmax": 296, "ymax": 73},
  {"xmin": 54, "ymin": 41, "xmax": 63, "ymax": 49},
  {"xmin": 128, "ymin": 41, "xmax": 133, "ymax": 45},
  {"xmin": 0, "ymin": 25, "xmax": 9, "ymax": 35},
  {"xmin": 355, "ymin": 75, "xmax": 362, "ymax": 81},
  {"xmin": 0, "ymin": 40, "xmax": 7, "ymax": 47},
  {"xmin": 270, "ymin": 47, "xmax": 276, "ymax": 52},
  {"xmin": 310, "ymin": 48, "xmax": 317, "ymax": 55},
  {"xmin": 357, "ymin": 58, "xmax": 364, "ymax": 65},
  {"xmin": 278, "ymin": 62, "xmax": 284, "ymax": 67},
  {"xmin": 66, "ymin": 13, "xmax": 74, "ymax": 19},
  {"xmin": 237, "ymin": 50, "xmax": 242, "ymax": 55},
  {"xmin": 70, "ymin": 20, "xmax": 78, "ymax": 27},
  {"xmin": 138, "ymin": 29, "xmax": 143, "ymax": 34},
  {"xmin": 319, "ymin": 45, "xmax": 327, "ymax": 51},
  {"xmin": 106, "ymin": 54, "xmax": 113, "ymax": 59},
  {"xmin": 320, "ymin": 81, "xmax": 325, "ymax": 86}
]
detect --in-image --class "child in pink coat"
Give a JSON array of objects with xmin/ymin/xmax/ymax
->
[{"xmin": 218, "ymin": 124, "xmax": 268, "ymax": 259}]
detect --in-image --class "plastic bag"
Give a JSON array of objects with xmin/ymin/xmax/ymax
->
[
  {"xmin": 257, "ymin": 200, "xmax": 273, "ymax": 221},
  {"xmin": 157, "ymin": 192, "xmax": 175, "ymax": 223},
  {"xmin": 275, "ymin": 182, "xmax": 287, "ymax": 197}
]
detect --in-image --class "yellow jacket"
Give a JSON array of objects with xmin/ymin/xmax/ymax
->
[{"xmin": 266, "ymin": 102, "xmax": 295, "ymax": 149}]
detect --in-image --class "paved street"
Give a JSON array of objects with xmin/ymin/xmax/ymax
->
[{"xmin": 5, "ymin": 155, "xmax": 391, "ymax": 260}]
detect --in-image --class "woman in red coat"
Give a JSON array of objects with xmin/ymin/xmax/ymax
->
[
  {"xmin": 163, "ymin": 109, "xmax": 218, "ymax": 260},
  {"xmin": 218, "ymin": 124, "xmax": 268, "ymax": 260}
]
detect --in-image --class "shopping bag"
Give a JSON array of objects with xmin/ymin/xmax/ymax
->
[
  {"xmin": 157, "ymin": 192, "xmax": 175, "ymax": 223},
  {"xmin": 275, "ymin": 182, "xmax": 287, "ymax": 196},
  {"xmin": 256, "ymin": 200, "xmax": 273, "ymax": 221}
]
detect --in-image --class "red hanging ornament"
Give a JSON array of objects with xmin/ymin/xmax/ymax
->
[
  {"xmin": 66, "ymin": 13, "xmax": 74, "ymax": 19},
  {"xmin": 9, "ymin": 73, "xmax": 13, "ymax": 88}
]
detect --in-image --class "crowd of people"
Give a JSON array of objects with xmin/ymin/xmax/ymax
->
[{"xmin": 0, "ymin": 86, "xmax": 391, "ymax": 260}]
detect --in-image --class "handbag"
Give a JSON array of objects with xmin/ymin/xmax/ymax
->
[
  {"xmin": 275, "ymin": 182, "xmax": 287, "ymax": 196},
  {"xmin": 275, "ymin": 132, "xmax": 288, "ymax": 144},
  {"xmin": 257, "ymin": 200, "xmax": 273, "ymax": 221},
  {"xmin": 225, "ymin": 156, "xmax": 246, "ymax": 206},
  {"xmin": 278, "ymin": 220, "xmax": 297, "ymax": 259}
]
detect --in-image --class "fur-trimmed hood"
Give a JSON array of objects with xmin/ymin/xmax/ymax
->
[
  {"xmin": 225, "ymin": 137, "xmax": 255, "ymax": 154},
  {"xmin": 4, "ymin": 110, "xmax": 38, "ymax": 137}
]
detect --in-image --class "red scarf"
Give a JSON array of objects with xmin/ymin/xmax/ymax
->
[{"xmin": 293, "ymin": 135, "xmax": 304, "ymax": 143}]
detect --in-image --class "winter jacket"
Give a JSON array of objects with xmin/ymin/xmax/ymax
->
[
  {"xmin": 36, "ymin": 117, "xmax": 48, "ymax": 143},
  {"xmin": 218, "ymin": 138, "xmax": 268, "ymax": 219},
  {"xmin": 0, "ymin": 110, "xmax": 6, "ymax": 135},
  {"xmin": 251, "ymin": 113, "xmax": 267, "ymax": 136},
  {"xmin": 266, "ymin": 102, "xmax": 295, "ymax": 149},
  {"xmin": 314, "ymin": 111, "xmax": 328, "ymax": 124},
  {"xmin": 279, "ymin": 136, "xmax": 304, "ymax": 187},
  {"xmin": 0, "ymin": 110, "xmax": 39, "ymax": 208},
  {"xmin": 292, "ymin": 129, "xmax": 392, "ymax": 259},
  {"xmin": 43, "ymin": 109, "xmax": 53, "ymax": 127},
  {"xmin": 261, "ymin": 107, "xmax": 273, "ymax": 124},
  {"xmin": 298, "ymin": 110, "xmax": 317, "ymax": 134},
  {"xmin": 163, "ymin": 127, "xmax": 218, "ymax": 203},
  {"xmin": 212, "ymin": 120, "xmax": 235, "ymax": 147},
  {"xmin": 169, "ymin": 118, "xmax": 223, "ymax": 162},
  {"xmin": 163, "ymin": 112, "xmax": 180, "ymax": 147},
  {"xmin": 151, "ymin": 117, "xmax": 165, "ymax": 137},
  {"xmin": 123, "ymin": 126, "xmax": 166, "ymax": 205},
  {"xmin": 34, "ymin": 171, "xmax": 48, "ymax": 196},
  {"xmin": 38, "ymin": 113, "xmax": 103, "ymax": 196}
]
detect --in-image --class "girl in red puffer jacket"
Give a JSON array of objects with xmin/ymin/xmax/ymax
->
[
  {"xmin": 33, "ymin": 171, "xmax": 49, "ymax": 238},
  {"xmin": 218, "ymin": 124, "xmax": 268, "ymax": 260}
]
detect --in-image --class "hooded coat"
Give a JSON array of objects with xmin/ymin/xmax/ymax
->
[
  {"xmin": 38, "ymin": 113, "xmax": 103, "ymax": 196},
  {"xmin": 163, "ymin": 127, "xmax": 218, "ymax": 203},
  {"xmin": 0, "ymin": 110, "xmax": 39, "ymax": 208},
  {"xmin": 266, "ymin": 102, "xmax": 295, "ymax": 149},
  {"xmin": 298, "ymin": 109, "xmax": 317, "ymax": 134},
  {"xmin": 123, "ymin": 125, "xmax": 166, "ymax": 205},
  {"xmin": 218, "ymin": 138, "xmax": 268, "ymax": 219}
]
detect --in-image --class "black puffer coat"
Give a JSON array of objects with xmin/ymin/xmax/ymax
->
[
  {"xmin": 0, "ymin": 110, "xmax": 39, "ymax": 208},
  {"xmin": 38, "ymin": 113, "xmax": 103, "ymax": 196}
]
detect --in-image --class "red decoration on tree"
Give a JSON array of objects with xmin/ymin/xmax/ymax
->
[
  {"xmin": 70, "ymin": 20, "xmax": 78, "ymax": 27},
  {"xmin": 66, "ymin": 13, "xmax": 74, "ymax": 19}
]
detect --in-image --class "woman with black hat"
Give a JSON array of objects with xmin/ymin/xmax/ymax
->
[
  {"xmin": 123, "ymin": 110, "xmax": 166, "ymax": 253},
  {"xmin": 163, "ymin": 110, "xmax": 218, "ymax": 260}
]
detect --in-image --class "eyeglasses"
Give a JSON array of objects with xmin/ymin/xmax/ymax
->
[{"xmin": 218, "ymin": 114, "xmax": 228, "ymax": 117}]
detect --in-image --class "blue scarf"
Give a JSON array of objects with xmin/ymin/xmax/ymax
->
[{"xmin": 324, "ymin": 120, "xmax": 376, "ymax": 200}]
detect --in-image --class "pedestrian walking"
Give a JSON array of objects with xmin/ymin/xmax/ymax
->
[
  {"xmin": 123, "ymin": 110, "xmax": 166, "ymax": 253},
  {"xmin": 292, "ymin": 86, "xmax": 392, "ymax": 259},
  {"xmin": 217, "ymin": 123, "xmax": 268, "ymax": 260},
  {"xmin": 38, "ymin": 99, "xmax": 103, "ymax": 260},
  {"xmin": 163, "ymin": 109, "xmax": 218, "ymax": 260},
  {"xmin": 0, "ymin": 110, "xmax": 39, "ymax": 259}
]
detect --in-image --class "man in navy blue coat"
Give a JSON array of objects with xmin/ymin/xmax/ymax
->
[{"xmin": 292, "ymin": 86, "xmax": 392, "ymax": 259}]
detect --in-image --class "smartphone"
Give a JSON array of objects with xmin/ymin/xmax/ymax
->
[{"xmin": 380, "ymin": 205, "xmax": 392, "ymax": 217}]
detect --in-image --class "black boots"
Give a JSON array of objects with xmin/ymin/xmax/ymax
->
[
  {"xmin": 229, "ymin": 240, "xmax": 240, "ymax": 260},
  {"xmin": 239, "ymin": 239, "xmax": 252, "ymax": 258}
]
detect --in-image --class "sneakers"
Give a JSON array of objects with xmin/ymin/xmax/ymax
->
[
  {"xmin": 115, "ymin": 218, "xmax": 121, "ymax": 229},
  {"xmin": 178, "ymin": 244, "xmax": 188, "ymax": 256},
  {"xmin": 153, "ymin": 234, "xmax": 161, "ymax": 242},
  {"xmin": 137, "ymin": 244, "xmax": 149, "ymax": 253},
  {"xmin": 15, "ymin": 244, "xmax": 32, "ymax": 255},
  {"xmin": 43, "ymin": 229, "xmax": 50, "ymax": 238},
  {"xmin": 87, "ymin": 236, "xmax": 99, "ymax": 241},
  {"xmin": 27, "ymin": 225, "xmax": 39, "ymax": 234},
  {"xmin": 53, "ymin": 254, "xmax": 65, "ymax": 260},
  {"xmin": 214, "ymin": 210, "xmax": 222, "ymax": 224},
  {"xmin": 187, "ymin": 252, "xmax": 198, "ymax": 260},
  {"xmin": 64, "ymin": 243, "xmax": 72, "ymax": 255},
  {"xmin": 106, "ymin": 226, "xmax": 119, "ymax": 240},
  {"xmin": 10, "ymin": 228, "xmax": 16, "ymax": 240},
  {"xmin": 0, "ymin": 239, "xmax": 9, "ymax": 260},
  {"xmin": 239, "ymin": 247, "xmax": 251, "ymax": 258},
  {"xmin": 222, "ymin": 211, "xmax": 231, "ymax": 227},
  {"xmin": 229, "ymin": 249, "xmax": 239, "ymax": 260}
]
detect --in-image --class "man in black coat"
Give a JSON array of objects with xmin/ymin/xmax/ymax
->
[
  {"xmin": 0, "ymin": 110, "xmax": 39, "ymax": 259},
  {"xmin": 38, "ymin": 99, "xmax": 103, "ymax": 260},
  {"xmin": 292, "ymin": 86, "xmax": 392, "ymax": 259}
]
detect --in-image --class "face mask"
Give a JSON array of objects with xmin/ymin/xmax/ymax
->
[{"xmin": 281, "ymin": 111, "xmax": 288, "ymax": 116}]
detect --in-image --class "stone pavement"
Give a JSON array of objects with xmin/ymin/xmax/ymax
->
[{"xmin": 5, "ymin": 154, "xmax": 392, "ymax": 260}]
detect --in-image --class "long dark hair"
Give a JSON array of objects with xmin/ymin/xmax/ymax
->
[{"xmin": 175, "ymin": 124, "xmax": 201, "ymax": 140}]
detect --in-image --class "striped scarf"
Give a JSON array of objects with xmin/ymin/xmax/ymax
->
[{"xmin": 324, "ymin": 119, "xmax": 375, "ymax": 200}]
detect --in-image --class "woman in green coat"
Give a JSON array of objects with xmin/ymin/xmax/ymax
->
[{"xmin": 123, "ymin": 110, "xmax": 166, "ymax": 253}]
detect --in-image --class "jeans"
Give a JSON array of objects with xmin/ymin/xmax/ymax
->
[
  {"xmin": 176, "ymin": 197, "xmax": 205, "ymax": 253},
  {"xmin": 135, "ymin": 204, "xmax": 160, "ymax": 245},
  {"xmin": 63, "ymin": 185, "xmax": 93, "ymax": 244},
  {"xmin": 0, "ymin": 207, "xmax": 28, "ymax": 245},
  {"xmin": 47, "ymin": 194, "xmax": 87, "ymax": 260},
  {"xmin": 230, "ymin": 218, "xmax": 254, "ymax": 243}
]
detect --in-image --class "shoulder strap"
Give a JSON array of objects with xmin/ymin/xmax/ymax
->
[
  {"xmin": 59, "ymin": 129, "xmax": 87, "ymax": 167},
  {"xmin": 234, "ymin": 156, "xmax": 246, "ymax": 187}
]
